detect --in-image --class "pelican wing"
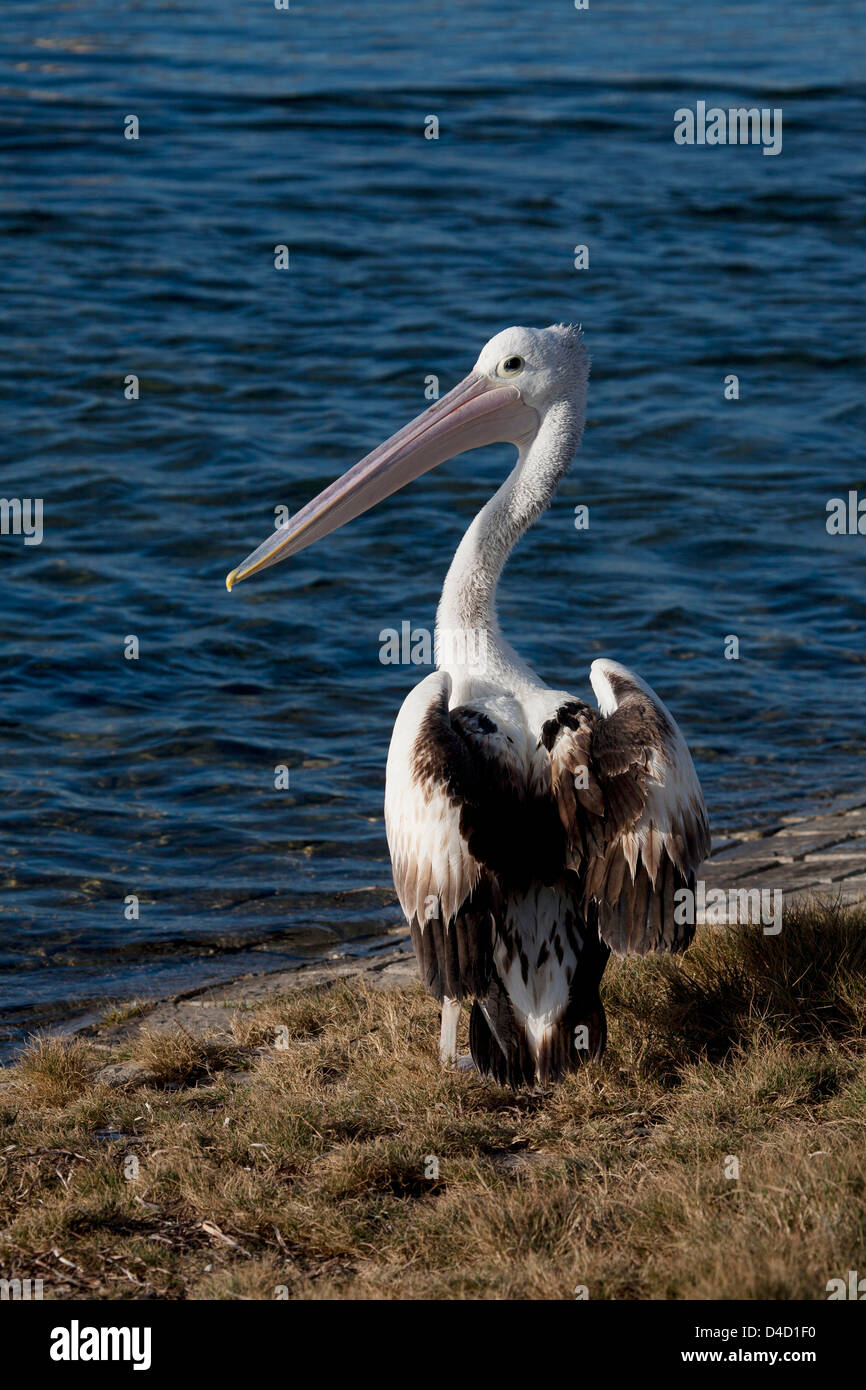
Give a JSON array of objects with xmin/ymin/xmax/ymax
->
[
  {"xmin": 386, "ymin": 671, "xmax": 482, "ymax": 929},
  {"xmin": 542, "ymin": 658, "xmax": 710, "ymax": 955},
  {"xmin": 385, "ymin": 670, "xmax": 562, "ymax": 999}
]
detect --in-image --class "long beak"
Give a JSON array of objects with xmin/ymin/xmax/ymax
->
[{"xmin": 225, "ymin": 371, "xmax": 538, "ymax": 590}]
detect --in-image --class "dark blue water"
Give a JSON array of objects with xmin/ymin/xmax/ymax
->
[{"xmin": 1, "ymin": 0, "xmax": 864, "ymax": 1049}]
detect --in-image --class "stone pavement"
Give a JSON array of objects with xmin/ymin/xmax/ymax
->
[{"xmin": 703, "ymin": 791, "xmax": 866, "ymax": 911}]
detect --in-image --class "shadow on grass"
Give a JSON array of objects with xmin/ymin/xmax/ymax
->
[{"xmin": 606, "ymin": 897, "xmax": 866, "ymax": 1075}]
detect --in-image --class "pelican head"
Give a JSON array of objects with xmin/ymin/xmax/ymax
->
[{"xmin": 225, "ymin": 323, "xmax": 587, "ymax": 590}]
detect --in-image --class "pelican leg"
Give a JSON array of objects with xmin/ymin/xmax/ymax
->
[{"xmin": 439, "ymin": 996, "xmax": 461, "ymax": 1066}]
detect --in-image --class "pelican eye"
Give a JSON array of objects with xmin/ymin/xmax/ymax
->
[{"xmin": 497, "ymin": 354, "xmax": 524, "ymax": 377}]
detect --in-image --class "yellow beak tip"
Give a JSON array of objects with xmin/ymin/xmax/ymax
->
[{"xmin": 225, "ymin": 568, "xmax": 238, "ymax": 592}]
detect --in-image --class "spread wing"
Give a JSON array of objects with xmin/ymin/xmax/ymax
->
[
  {"xmin": 542, "ymin": 658, "xmax": 710, "ymax": 955},
  {"xmin": 386, "ymin": 671, "xmax": 483, "ymax": 931},
  {"xmin": 385, "ymin": 670, "xmax": 563, "ymax": 999}
]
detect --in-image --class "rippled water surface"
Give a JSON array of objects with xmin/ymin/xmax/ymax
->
[{"xmin": 1, "ymin": 0, "xmax": 864, "ymax": 1048}]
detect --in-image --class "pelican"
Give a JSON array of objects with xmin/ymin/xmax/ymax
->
[{"xmin": 226, "ymin": 324, "xmax": 710, "ymax": 1086}]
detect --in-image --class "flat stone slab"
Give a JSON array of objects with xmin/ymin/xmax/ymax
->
[
  {"xmin": 701, "ymin": 792, "xmax": 866, "ymax": 921},
  {"xmin": 72, "ymin": 937, "xmax": 417, "ymax": 1051}
]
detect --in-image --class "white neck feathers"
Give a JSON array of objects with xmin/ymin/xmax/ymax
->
[{"xmin": 435, "ymin": 397, "xmax": 584, "ymax": 693}]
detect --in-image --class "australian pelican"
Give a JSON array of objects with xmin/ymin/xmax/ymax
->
[{"xmin": 226, "ymin": 325, "xmax": 710, "ymax": 1085}]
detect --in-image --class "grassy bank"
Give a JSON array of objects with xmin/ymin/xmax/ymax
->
[{"xmin": 1, "ymin": 900, "xmax": 865, "ymax": 1300}]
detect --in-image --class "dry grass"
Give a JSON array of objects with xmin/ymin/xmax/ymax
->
[
  {"xmin": 1, "ymin": 900, "xmax": 865, "ymax": 1300},
  {"xmin": 133, "ymin": 1027, "xmax": 246, "ymax": 1087},
  {"xmin": 99, "ymin": 1000, "xmax": 152, "ymax": 1028}
]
